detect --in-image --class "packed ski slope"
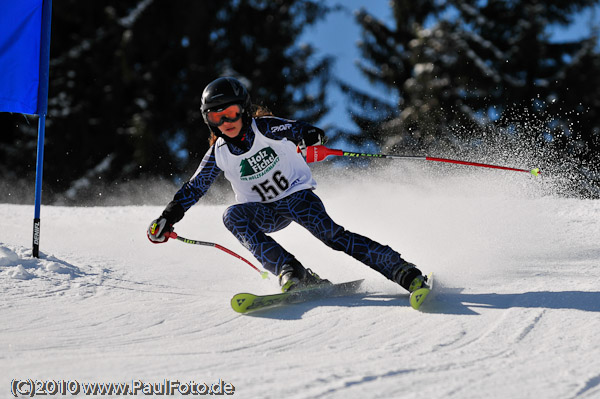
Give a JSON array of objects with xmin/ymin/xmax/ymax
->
[{"xmin": 2, "ymin": 163, "xmax": 600, "ymax": 399}]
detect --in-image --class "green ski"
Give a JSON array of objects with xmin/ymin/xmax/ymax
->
[
  {"xmin": 231, "ymin": 279, "xmax": 364, "ymax": 314},
  {"xmin": 409, "ymin": 272, "xmax": 434, "ymax": 310}
]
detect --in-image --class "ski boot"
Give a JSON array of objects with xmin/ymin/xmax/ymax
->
[
  {"xmin": 392, "ymin": 261, "xmax": 427, "ymax": 292},
  {"xmin": 278, "ymin": 259, "xmax": 330, "ymax": 292}
]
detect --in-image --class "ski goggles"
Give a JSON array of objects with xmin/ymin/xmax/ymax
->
[{"xmin": 206, "ymin": 104, "xmax": 242, "ymax": 126}]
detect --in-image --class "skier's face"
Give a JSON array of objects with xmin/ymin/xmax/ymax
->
[{"xmin": 218, "ymin": 118, "xmax": 243, "ymax": 138}]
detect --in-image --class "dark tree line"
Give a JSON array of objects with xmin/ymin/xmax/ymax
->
[
  {"xmin": 1, "ymin": 0, "xmax": 332, "ymax": 204},
  {"xmin": 1, "ymin": 0, "xmax": 599, "ymax": 203}
]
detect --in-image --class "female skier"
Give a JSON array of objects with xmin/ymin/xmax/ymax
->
[{"xmin": 148, "ymin": 77, "xmax": 426, "ymax": 293}]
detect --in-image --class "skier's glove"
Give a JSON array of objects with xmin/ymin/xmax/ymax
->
[
  {"xmin": 147, "ymin": 217, "xmax": 173, "ymax": 244},
  {"xmin": 297, "ymin": 127, "xmax": 327, "ymax": 158}
]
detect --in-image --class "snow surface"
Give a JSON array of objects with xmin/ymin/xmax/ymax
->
[{"xmin": 2, "ymin": 162, "xmax": 600, "ymax": 399}]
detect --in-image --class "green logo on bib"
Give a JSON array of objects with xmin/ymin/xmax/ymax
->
[{"xmin": 240, "ymin": 147, "xmax": 279, "ymax": 180}]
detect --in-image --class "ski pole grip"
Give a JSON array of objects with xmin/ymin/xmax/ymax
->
[
  {"xmin": 166, "ymin": 231, "xmax": 178, "ymax": 239},
  {"xmin": 306, "ymin": 145, "xmax": 344, "ymax": 163}
]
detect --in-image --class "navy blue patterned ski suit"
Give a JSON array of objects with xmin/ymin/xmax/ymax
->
[{"xmin": 167, "ymin": 116, "xmax": 410, "ymax": 280}]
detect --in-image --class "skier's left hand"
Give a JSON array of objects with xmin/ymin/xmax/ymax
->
[{"xmin": 297, "ymin": 126, "xmax": 327, "ymax": 158}]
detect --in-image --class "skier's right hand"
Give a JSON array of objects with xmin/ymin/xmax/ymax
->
[{"xmin": 147, "ymin": 217, "xmax": 173, "ymax": 244}]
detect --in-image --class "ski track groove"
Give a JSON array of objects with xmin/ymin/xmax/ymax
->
[
  {"xmin": 313, "ymin": 367, "xmax": 418, "ymax": 399},
  {"xmin": 514, "ymin": 308, "xmax": 546, "ymax": 342}
]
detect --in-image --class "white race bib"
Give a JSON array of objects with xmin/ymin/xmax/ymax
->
[{"xmin": 214, "ymin": 120, "xmax": 316, "ymax": 203}]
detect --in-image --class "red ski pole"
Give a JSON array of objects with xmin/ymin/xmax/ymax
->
[
  {"xmin": 166, "ymin": 232, "xmax": 269, "ymax": 279},
  {"xmin": 306, "ymin": 145, "xmax": 540, "ymax": 176}
]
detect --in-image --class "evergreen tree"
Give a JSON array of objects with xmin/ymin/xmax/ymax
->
[
  {"xmin": 345, "ymin": 0, "xmax": 600, "ymax": 195},
  {"xmin": 339, "ymin": 0, "xmax": 446, "ymax": 152}
]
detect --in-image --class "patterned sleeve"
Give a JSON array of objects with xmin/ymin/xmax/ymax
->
[
  {"xmin": 256, "ymin": 116, "xmax": 325, "ymax": 146},
  {"xmin": 173, "ymin": 145, "xmax": 222, "ymax": 211}
]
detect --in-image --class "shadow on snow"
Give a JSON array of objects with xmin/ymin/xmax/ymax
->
[
  {"xmin": 426, "ymin": 289, "xmax": 600, "ymax": 315},
  {"xmin": 240, "ymin": 289, "xmax": 600, "ymax": 319}
]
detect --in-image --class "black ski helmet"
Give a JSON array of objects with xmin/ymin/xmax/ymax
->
[{"xmin": 201, "ymin": 77, "xmax": 252, "ymax": 134}]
